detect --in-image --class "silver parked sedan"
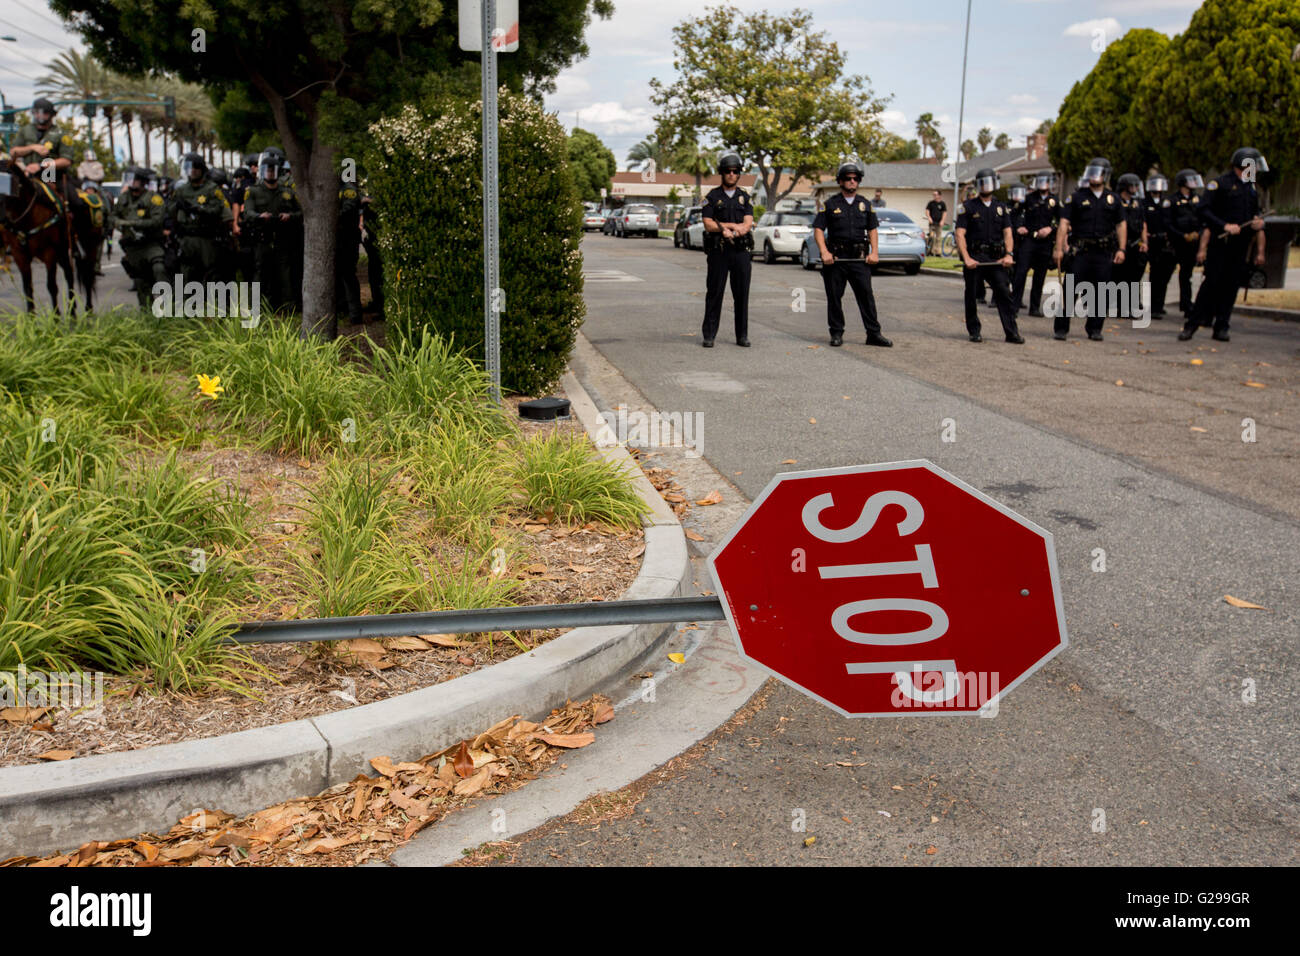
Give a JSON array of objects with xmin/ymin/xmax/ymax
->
[{"xmin": 799, "ymin": 207, "xmax": 926, "ymax": 274}]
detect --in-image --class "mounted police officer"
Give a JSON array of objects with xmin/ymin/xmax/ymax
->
[
  {"xmin": 1053, "ymin": 157, "xmax": 1126, "ymax": 341},
  {"xmin": 1114, "ymin": 173, "xmax": 1148, "ymax": 317},
  {"xmin": 955, "ymin": 168, "xmax": 1022, "ymax": 344},
  {"xmin": 241, "ymin": 147, "xmax": 302, "ymax": 311},
  {"xmin": 1144, "ymin": 174, "xmax": 1175, "ymax": 318},
  {"xmin": 9, "ymin": 98, "xmax": 77, "ymax": 211},
  {"xmin": 1179, "ymin": 148, "xmax": 1268, "ymax": 342},
  {"xmin": 113, "ymin": 166, "xmax": 168, "ymax": 309},
  {"xmin": 1168, "ymin": 169, "xmax": 1204, "ymax": 318},
  {"xmin": 1012, "ymin": 172, "xmax": 1059, "ymax": 316},
  {"xmin": 813, "ymin": 160, "xmax": 889, "ymax": 348},
  {"xmin": 169, "ymin": 151, "xmax": 233, "ymax": 285},
  {"xmin": 700, "ymin": 152, "xmax": 754, "ymax": 347}
]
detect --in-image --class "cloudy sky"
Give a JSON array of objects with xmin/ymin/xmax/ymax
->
[
  {"xmin": 542, "ymin": 0, "xmax": 1205, "ymax": 168},
  {"xmin": 0, "ymin": 0, "xmax": 1203, "ymax": 169}
]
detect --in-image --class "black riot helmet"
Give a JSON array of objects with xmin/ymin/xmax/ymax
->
[
  {"xmin": 717, "ymin": 152, "xmax": 743, "ymax": 175},
  {"xmin": 180, "ymin": 152, "xmax": 207, "ymax": 179},
  {"xmin": 1031, "ymin": 172, "xmax": 1055, "ymax": 192},
  {"xmin": 1008, "ymin": 184, "xmax": 1027, "ymax": 202},
  {"xmin": 1231, "ymin": 147, "xmax": 1269, "ymax": 183},
  {"xmin": 973, "ymin": 167, "xmax": 999, "ymax": 195},
  {"xmin": 1174, "ymin": 168, "xmax": 1203, "ymax": 191},
  {"xmin": 1117, "ymin": 173, "xmax": 1143, "ymax": 197},
  {"xmin": 1145, "ymin": 175, "xmax": 1169, "ymax": 195},
  {"xmin": 836, "ymin": 160, "xmax": 864, "ymax": 183},
  {"xmin": 1082, "ymin": 157, "xmax": 1111, "ymax": 186},
  {"xmin": 258, "ymin": 148, "xmax": 285, "ymax": 182},
  {"xmin": 243, "ymin": 153, "xmax": 259, "ymax": 168},
  {"xmin": 209, "ymin": 167, "xmax": 228, "ymax": 187},
  {"xmin": 31, "ymin": 97, "xmax": 56, "ymax": 126}
]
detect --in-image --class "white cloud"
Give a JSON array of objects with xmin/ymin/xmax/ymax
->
[
  {"xmin": 1099, "ymin": 0, "xmax": 1198, "ymax": 11},
  {"xmin": 1008, "ymin": 93, "xmax": 1038, "ymax": 107},
  {"xmin": 566, "ymin": 101, "xmax": 657, "ymax": 137},
  {"xmin": 878, "ymin": 109, "xmax": 911, "ymax": 137},
  {"xmin": 1063, "ymin": 17, "xmax": 1122, "ymax": 39}
]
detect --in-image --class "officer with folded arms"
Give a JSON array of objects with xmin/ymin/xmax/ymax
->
[
  {"xmin": 1114, "ymin": 173, "xmax": 1148, "ymax": 317},
  {"xmin": 956, "ymin": 168, "xmax": 1022, "ymax": 344},
  {"xmin": 813, "ymin": 160, "xmax": 890, "ymax": 348},
  {"xmin": 1053, "ymin": 157, "xmax": 1126, "ymax": 341},
  {"xmin": 1179, "ymin": 148, "xmax": 1268, "ymax": 342},
  {"xmin": 1012, "ymin": 173, "xmax": 1059, "ymax": 316},
  {"xmin": 700, "ymin": 152, "xmax": 754, "ymax": 347}
]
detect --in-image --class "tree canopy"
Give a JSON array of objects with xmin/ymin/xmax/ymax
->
[
  {"xmin": 650, "ymin": 5, "xmax": 887, "ymax": 207},
  {"xmin": 568, "ymin": 127, "xmax": 617, "ymax": 202}
]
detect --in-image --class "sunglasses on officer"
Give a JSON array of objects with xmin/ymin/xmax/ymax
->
[{"xmin": 841, "ymin": 174, "xmax": 860, "ymax": 182}]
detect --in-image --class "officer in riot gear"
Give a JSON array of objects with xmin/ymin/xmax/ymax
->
[
  {"xmin": 113, "ymin": 166, "xmax": 168, "ymax": 308},
  {"xmin": 169, "ymin": 151, "xmax": 233, "ymax": 284},
  {"xmin": 1179, "ymin": 148, "xmax": 1268, "ymax": 342},
  {"xmin": 1012, "ymin": 172, "xmax": 1059, "ymax": 316},
  {"xmin": 241, "ymin": 148, "xmax": 302, "ymax": 311},
  {"xmin": 813, "ymin": 160, "xmax": 890, "ymax": 347},
  {"xmin": 955, "ymin": 168, "xmax": 1022, "ymax": 343},
  {"xmin": 1053, "ymin": 157, "xmax": 1126, "ymax": 340},
  {"xmin": 700, "ymin": 152, "xmax": 754, "ymax": 347},
  {"xmin": 1144, "ymin": 175, "xmax": 1175, "ymax": 318},
  {"xmin": 1113, "ymin": 173, "xmax": 1148, "ymax": 316},
  {"xmin": 1168, "ymin": 169, "xmax": 1204, "ymax": 316}
]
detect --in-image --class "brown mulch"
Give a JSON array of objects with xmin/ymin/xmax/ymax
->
[
  {"xmin": 1, "ymin": 695, "xmax": 614, "ymax": 868},
  {"xmin": 0, "ymin": 384, "xmax": 647, "ymax": 769}
]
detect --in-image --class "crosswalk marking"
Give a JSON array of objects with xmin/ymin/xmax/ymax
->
[{"xmin": 582, "ymin": 269, "xmax": 643, "ymax": 283}]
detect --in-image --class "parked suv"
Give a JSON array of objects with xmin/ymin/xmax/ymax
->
[{"xmin": 620, "ymin": 203, "xmax": 660, "ymax": 238}]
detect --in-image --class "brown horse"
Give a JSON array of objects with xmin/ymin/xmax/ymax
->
[{"xmin": 0, "ymin": 160, "xmax": 98, "ymax": 314}]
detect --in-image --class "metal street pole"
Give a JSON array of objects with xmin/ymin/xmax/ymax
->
[
  {"xmin": 953, "ymin": 0, "xmax": 972, "ymax": 228},
  {"xmin": 481, "ymin": 0, "xmax": 502, "ymax": 405}
]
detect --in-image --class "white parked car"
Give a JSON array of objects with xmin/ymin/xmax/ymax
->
[{"xmin": 752, "ymin": 209, "xmax": 815, "ymax": 263}]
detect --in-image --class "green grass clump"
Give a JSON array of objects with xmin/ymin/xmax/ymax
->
[
  {"xmin": 404, "ymin": 413, "xmax": 515, "ymax": 550},
  {"xmin": 516, "ymin": 431, "xmax": 646, "ymax": 528}
]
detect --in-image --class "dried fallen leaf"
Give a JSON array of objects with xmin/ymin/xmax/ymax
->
[
  {"xmin": 684, "ymin": 530, "xmax": 705, "ymax": 541},
  {"xmin": 452, "ymin": 741, "xmax": 475, "ymax": 778},
  {"xmin": 667, "ymin": 652, "xmax": 685, "ymax": 664},
  {"xmin": 385, "ymin": 636, "xmax": 430, "ymax": 652},
  {"xmin": 453, "ymin": 766, "xmax": 493, "ymax": 796},
  {"xmin": 1190, "ymin": 426, "xmax": 1207, "ymax": 432},
  {"xmin": 663, "ymin": 493, "xmax": 686, "ymax": 503},
  {"xmin": 1190, "ymin": 358, "xmax": 1204, "ymax": 365},
  {"xmin": 567, "ymin": 563, "xmax": 596, "ymax": 573},
  {"xmin": 781, "ymin": 459, "xmax": 797, "ymax": 465},
  {"xmin": 36, "ymin": 749, "xmax": 73, "ymax": 761},
  {"xmin": 803, "ymin": 836, "xmax": 816, "ymax": 847},
  {"xmin": 0, "ymin": 706, "xmax": 50, "ymax": 724},
  {"xmin": 926, "ymin": 846, "xmax": 938, "ymax": 855},
  {"xmin": 301, "ymin": 835, "xmax": 362, "ymax": 854},
  {"xmin": 455, "ymin": 655, "xmax": 475, "ymax": 667},
  {"xmin": 809, "ymin": 418, "xmax": 817, "ymax": 424},
  {"xmin": 1243, "ymin": 381, "xmax": 1267, "ymax": 388},
  {"xmin": 1223, "ymin": 594, "xmax": 1267, "ymax": 610},
  {"xmin": 523, "ymin": 563, "xmax": 548, "ymax": 575},
  {"xmin": 629, "ymin": 544, "xmax": 646, "ymax": 559},
  {"xmin": 370, "ymin": 755, "xmax": 397, "ymax": 777},
  {"xmin": 593, "ymin": 702, "xmax": 615, "ymax": 725},
  {"xmin": 420, "ymin": 634, "xmax": 461, "ymax": 647},
  {"xmin": 1114, "ymin": 380, "xmax": 1124, "ymax": 387},
  {"xmin": 695, "ymin": 490, "xmax": 723, "ymax": 506},
  {"xmin": 339, "ymin": 638, "xmax": 386, "ymax": 662}
]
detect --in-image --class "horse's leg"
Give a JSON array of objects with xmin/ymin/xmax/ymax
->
[
  {"xmin": 59, "ymin": 236, "xmax": 76, "ymax": 318},
  {"xmin": 20, "ymin": 257, "xmax": 36, "ymax": 314},
  {"xmin": 45, "ymin": 250, "xmax": 63, "ymax": 316}
]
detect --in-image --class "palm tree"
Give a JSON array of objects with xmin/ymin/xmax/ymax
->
[
  {"xmin": 37, "ymin": 48, "xmax": 110, "ymax": 144},
  {"xmin": 679, "ymin": 145, "xmax": 714, "ymax": 203},
  {"xmin": 994, "ymin": 132, "xmax": 1011, "ymax": 150},
  {"xmin": 961, "ymin": 140, "xmax": 977, "ymax": 161},
  {"xmin": 915, "ymin": 112, "xmax": 940, "ymax": 160},
  {"xmin": 977, "ymin": 126, "xmax": 992, "ymax": 153},
  {"xmin": 626, "ymin": 135, "xmax": 666, "ymax": 173}
]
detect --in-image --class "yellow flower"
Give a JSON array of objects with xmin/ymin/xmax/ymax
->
[{"xmin": 196, "ymin": 374, "xmax": 224, "ymax": 400}]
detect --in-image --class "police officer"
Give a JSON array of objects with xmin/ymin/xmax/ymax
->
[
  {"xmin": 9, "ymin": 98, "xmax": 77, "ymax": 209},
  {"xmin": 1179, "ymin": 148, "xmax": 1268, "ymax": 342},
  {"xmin": 241, "ymin": 148, "xmax": 302, "ymax": 311},
  {"xmin": 169, "ymin": 151, "xmax": 233, "ymax": 285},
  {"xmin": 1168, "ymin": 169, "xmax": 1205, "ymax": 318},
  {"xmin": 1012, "ymin": 173, "xmax": 1059, "ymax": 316},
  {"xmin": 1114, "ymin": 173, "xmax": 1148, "ymax": 316},
  {"xmin": 1143, "ymin": 175, "xmax": 1175, "ymax": 318},
  {"xmin": 955, "ymin": 168, "xmax": 1022, "ymax": 344},
  {"xmin": 1053, "ymin": 157, "xmax": 1126, "ymax": 341},
  {"xmin": 336, "ymin": 174, "xmax": 364, "ymax": 326},
  {"xmin": 230, "ymin": 160, "xmax": 257, "ymax": 282},
  {"xmin": 813, "ymin": 160, "xmax": 890, "ymax": 347},
  {"xmin": 113, "ymin": 166, "xmax": 168, "ymax": 309},
  {"xmin": 207, "ymin": 166, "xmax": 238, "ymax": 282},
  {"xmin": 700, "ymin": 152, "xmax": 754, "ymax": 347}
]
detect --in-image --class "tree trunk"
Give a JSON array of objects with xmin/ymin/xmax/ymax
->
[
  {"xmin": 105, "ymin": 112, "xmax": 116, "ymax": 171},
  {"xmin": 297, "ymin": 139, "xmax": 339, "ymax": 339},
  {"xmin": 142, "ymin": 120, "xmax": 151, "ymax": 169},
  {"xmin": 125, "ymin": 114, "xmax": 135, "ymax": 164}
]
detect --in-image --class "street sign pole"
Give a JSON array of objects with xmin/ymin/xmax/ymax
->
[
  {"xmin": 481, "ymin": 0, "xmax": 502, "ymax": 405},
  {"xmin": 953, "ymin": 0, "xmax": 972, "ymax": 223}
]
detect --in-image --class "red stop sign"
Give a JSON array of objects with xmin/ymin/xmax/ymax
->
[{"xmin": 708, "ymin": 461, "xmax": 1067, "ymax": 717}]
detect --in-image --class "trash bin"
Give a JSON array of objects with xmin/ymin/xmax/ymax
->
[{"xmin": 1250, "ymin": 216, "xmax": 1300, "ymax": 288}]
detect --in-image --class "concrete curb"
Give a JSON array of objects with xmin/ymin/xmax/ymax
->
[
  {"xmin": 921, "ymin": 266, "xmax": 1300, "ymax": 323},
  {"xmin": 0, "ymin": 376, "xmax": 689, "ymax": 859}
]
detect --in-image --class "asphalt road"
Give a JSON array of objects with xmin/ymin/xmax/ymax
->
[{"xmin": 487, "ymin": 233, "xmax": 1299, "ymax": 866}]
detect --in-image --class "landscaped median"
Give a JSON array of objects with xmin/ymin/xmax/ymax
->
[{"xmin": 0, "ymin": 311, "xmax": 690, "ymax": 859}]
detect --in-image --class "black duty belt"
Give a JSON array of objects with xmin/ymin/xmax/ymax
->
[
  {"xmin": 829, "ymin": 241, "xmax": 866, "ymax": 258},
  {"xmin": 1073, "ymin": 235, "xmax": 1117, "ymax": 253},
  {"xmin": 972, "ymin": 241, "xmax": 1006, "ymax": 258}
]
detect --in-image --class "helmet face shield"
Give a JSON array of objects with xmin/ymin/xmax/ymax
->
[
  {"xmin": 1008, "ymin": 185, "xmax": 1026, "ymax": 202},
  {"xmin": 1032, "ymin": 173, "xmax": 1054, "ymax": 191},
  {"xmin": 1181, "ymin": 173, "xmax": 1204, "ymax": 189},
  {"xmin": 1083, "ymin": 163, "xmax": 1110, "ymax": 184},
  {"xmin": 258, "ymin": 150, "xmax": 281, "ymax": 182},
  {"xmin": 973, "ymin": 172, "xmax": 999, "ymax": 194},
  {"xmin": 181, "ymin": 155, "xmax": 205, "ymax": 179},
  {"xmin": 1145, "ymin": 176, "xmax": 1168, "ymax": 194}
]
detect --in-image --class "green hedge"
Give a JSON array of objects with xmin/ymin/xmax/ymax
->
[{"xmin": 365, "ymin": 90, "xmax": 585, "ymax": 395}]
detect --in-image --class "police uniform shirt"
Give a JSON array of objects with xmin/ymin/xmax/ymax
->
[
  {"xmin": 1022, "ymin": 191, "xmax": 1059, "ymax": 235},
  {"xmin": 1198, "ymin": 172, "xmax": 1260, "ymax": 233},
  {"xmin": 1144, "ymin": 195, "xmax": 1171, "ymax": 236},
  {"xmin": 1169, "ymin": 191, "xmax": 1202, "ymax": 236},
  {"xmin": 114, "ymin": 189, "xmax": 167, "ymax": 242},
  {"xmin": 1061, "ymin": 187, "xmax": 1122, "ymax": 240},
  {"xmin": 813, "ymin": 193, "xmax": 878, "ymax": 244},
  {"xmin": 11, "ymin": 123, "xmax": 74, "ymax": 166},
  {"xmin": 1120, "ymin": 195, "xmax": 1145, "ymax": 243},
  {"xmin": 955, "ymin": 197, "xmax": 1011, "ymax": 259},
  {"xmin": 702, "ymin": 185, "xmax": 752, "ymax": 226}
]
